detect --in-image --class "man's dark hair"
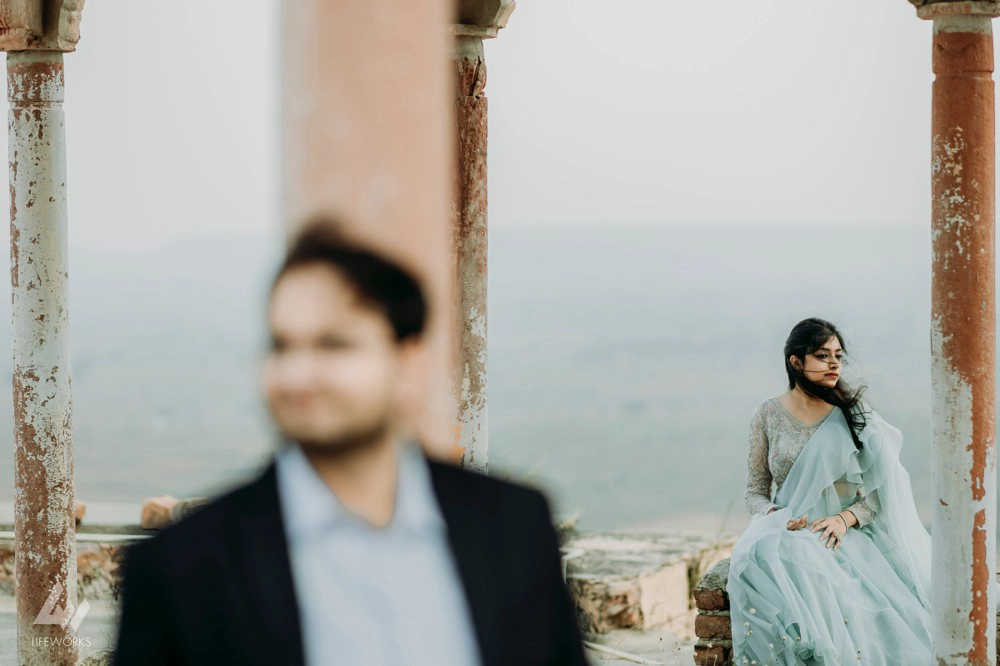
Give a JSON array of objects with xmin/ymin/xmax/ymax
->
[{"xmin": 272, "ymin": 217, "xmax": 428, "ymax": 341}]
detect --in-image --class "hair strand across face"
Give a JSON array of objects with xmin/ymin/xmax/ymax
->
[{"xmin": 784, "ymin": 317, "xmax": 869, "ymax": 450}]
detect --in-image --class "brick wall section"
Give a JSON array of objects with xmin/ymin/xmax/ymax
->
[{"xmin": 692, "ymin": 558, "xmax": 732, "ymax": 666}]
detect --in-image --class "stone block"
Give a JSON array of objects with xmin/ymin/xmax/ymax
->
[
  {"xmin": 0, "ymin": 0, "xmax": 84, "ymax": 52},
  {"xmin": 564, "ymin": 531, "xmax": 734, "ymax": 634},
  {"xmin": 694, "ymin": 639, "xmax": 731, "ymax": 666},
  {"xmin": 693, "ymin": 558, "xmax": 730, "ymax": 611},
  {"xmin": 695, "ymin": 612, "xmax": 732, "ymax": 640},
  {"xmin": 455, "ymin": 0, "xmax": 514, "ymax": 36}
]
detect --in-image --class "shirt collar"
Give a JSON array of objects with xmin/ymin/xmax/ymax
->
[{"xmin": 275, "ymin": 439, "xmax": 445, "ymax": 544}]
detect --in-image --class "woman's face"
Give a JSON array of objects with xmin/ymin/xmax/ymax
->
[{"xmin": 792, "ymin": 335, "xmax": 843, "ymax": 389}]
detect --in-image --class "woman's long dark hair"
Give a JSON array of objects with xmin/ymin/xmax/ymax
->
[{"xmin": 784, "ymin": 318, "xmax": 869, "ymax": 450}]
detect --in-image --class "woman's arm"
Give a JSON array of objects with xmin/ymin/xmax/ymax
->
[
  {"xmin": 745, "ymin": 403, "xmax": 780, "ymax": 516},
  {"xmin": 844, "ymin": 487, "xmax": 880, "ymax": 528}
]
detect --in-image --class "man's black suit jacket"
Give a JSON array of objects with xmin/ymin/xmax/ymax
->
[{"xmin": 112, "ymin": 456, "xmax": 589, "ymax": 666}]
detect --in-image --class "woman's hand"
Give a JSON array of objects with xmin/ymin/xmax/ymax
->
[
  {"xmin": 810, "ymin": 514, "xmax": 848, "ymax": 550},
  {"xmin": 768, "ymin": 507, "xmax": 808, "ymax": 530},
  {"xmin": 785, "ymin": 514, "xmax": 808, "ymax": 531}
]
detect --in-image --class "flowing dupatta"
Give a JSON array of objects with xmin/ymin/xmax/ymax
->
[{"xmin": 727, "ymin": 407, "xmax": 951, "ymax": 665}]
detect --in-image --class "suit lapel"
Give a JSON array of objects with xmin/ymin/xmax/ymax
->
[
  {"xmin": 226, "ymin": 462, "xmax": 305, "ymax": 666},
  {"xmin": 221, "ymin": 456, "xmax": 499, "ymax": 666},
  {"xmin": 428, "ymin": 461, "xmax": 502, "ymax": 666}
]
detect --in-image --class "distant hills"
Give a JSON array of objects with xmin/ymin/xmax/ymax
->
[{"xmin": 0, "ymin": 224, "xmax": 979, "ymax": 531}]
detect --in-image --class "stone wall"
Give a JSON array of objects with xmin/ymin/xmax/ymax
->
[
  {"xmin": 564, "ymin": 531, "xmax": 734, "ymax": 636},
  {"xmin": 0, "ymin": 527, "xmax": 145, "ymax": 603}
]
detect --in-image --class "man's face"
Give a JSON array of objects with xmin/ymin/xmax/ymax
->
[{"xmin": 262, "ymin": 263, "xmax": 408, "ymax": 451}]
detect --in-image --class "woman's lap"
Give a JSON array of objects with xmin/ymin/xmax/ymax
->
[{"xmin": 728, "ymin": 523, "xmax": 931, "ymax": 665}]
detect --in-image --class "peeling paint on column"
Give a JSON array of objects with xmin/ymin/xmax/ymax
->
[
  {"xmin": 452, "ymin": 35, "xmax": 489, "ymax": 473},
  {"xmin": 8, "ymin": 50, "xmax": 77, "ymax": 666},
  {"xmin": 923, "ymin": 7, "xmax": 998, "ymax": 665}
]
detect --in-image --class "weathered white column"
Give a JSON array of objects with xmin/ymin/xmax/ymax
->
[
  {"xmin": 9, "ymin": 50, "xmax": 77, "ymax": 666},
  {"xmin": 0, "ymin": 4, "xmax": 84, "ymax": 663},
  {"xmin": 912, "ymin": 1, "xmax": 999, "ymax": 664},
  {"xmin": 8, "ymin": 50, "xmax": 76, "ymax": 666},
  {"xmin": 451, "ymin": 0, "xmax": 514, "ymax": 473}
]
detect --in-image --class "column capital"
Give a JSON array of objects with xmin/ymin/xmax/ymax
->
[
  {"xmin": 453, "ymin": 0, "xmax": 515, "ymax": 39},
  {"xmin": 454, "ymin": 34, "xmax": 485, "ymax": 63},
  {"xmin": 912, "ymin": 1, "xmax": 1000, "ymax": 19},
  {"xmin": 0, "ymin": 0, "xmax": 83, "ymax": 52}
]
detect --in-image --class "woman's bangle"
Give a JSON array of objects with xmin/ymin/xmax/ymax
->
[{"xmin": 836, "ymin": 513, "xmax": 850, "ymax": 530}]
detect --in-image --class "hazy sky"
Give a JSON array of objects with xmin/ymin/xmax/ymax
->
[
  {"xmin": 0, "ymin": 1, "xmax": 963, "ymax": 250},
  {"xmin": 486, "ymin": 1, "xmax": 935, "ymax": 229}
]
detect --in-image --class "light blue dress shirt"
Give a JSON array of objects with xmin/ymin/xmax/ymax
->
[{"xmin": 274, "ymin": 441, "xmax": 482, "ymax": 666}]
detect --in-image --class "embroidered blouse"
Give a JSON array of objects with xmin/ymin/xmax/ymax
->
[{"xmin": 744, "ymin": 395, "xmax": 878, "ymax": 527}]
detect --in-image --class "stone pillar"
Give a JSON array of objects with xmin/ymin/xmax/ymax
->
[
  {"xmin": 9, "ymin": 50, "xmax": 77, "ymax": 666},
  {"xmin": 282, "ymin": 0, "xmax": 456, "ymax": 455},
  {"xmin": 452, "ymin": 35, "xmax": 489, "ymax": 472},
  {"xmin": 0, "ymin": 3, "xmax": 84, "ymax": 664},
  {"xmin": 912, "ymin": 1, "xmax": 999, "ymax": 663},
  {"xmin": 451, "ymin": 0, "xmax": 514, "ymax": 472}
]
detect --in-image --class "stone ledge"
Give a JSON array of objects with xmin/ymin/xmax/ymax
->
[
  {"xmin": 0, "ymin": 530, "xmax": 148, "ymax": 603},
  {"xmin": 564, "ymin": 531, "xmax": 733, "ymax": 635}
]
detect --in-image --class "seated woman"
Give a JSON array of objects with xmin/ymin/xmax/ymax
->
[{"xmin": 728, "ymin": 317, "xmax": 969, "ymax": 665}]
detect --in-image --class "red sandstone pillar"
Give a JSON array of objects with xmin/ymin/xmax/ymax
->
[
  {"xmin": 283, "ymin": 0, "xmax": 456, "ymax": 454},
  {"xmin": 915, "ymin": 2, "xmax": 999, "ymax": 663}
]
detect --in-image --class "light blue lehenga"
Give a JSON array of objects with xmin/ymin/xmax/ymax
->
[{"xmin": 729, "ymin": 405, "xmax": 945, "ymax": 665}]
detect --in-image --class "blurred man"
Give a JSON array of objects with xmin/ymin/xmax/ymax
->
[{"xmin": 112, "ymin": 219, "xmax": 587, "ymax": 666}]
